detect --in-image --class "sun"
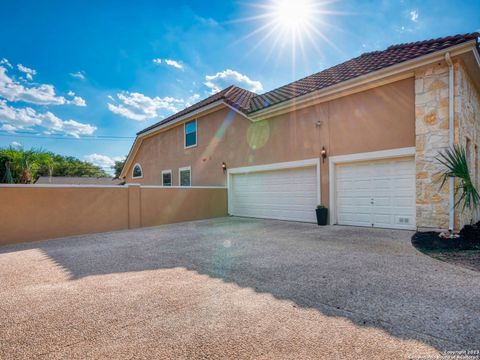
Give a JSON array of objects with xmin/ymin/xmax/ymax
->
[
  {"xmin": 271, "ymin": 0, "xmax": 315, "ymax": 33},
  {"xmin": 232, "ymin": 0, "xmax": 344, "ymax": 60}
]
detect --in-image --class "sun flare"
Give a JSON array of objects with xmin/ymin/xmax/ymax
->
[
  {"xmin": 233, "ymin": 0, "xmax": 345, "ymax": 61},
  {"xmin": 271, "ymin": 0, "xmax": 315, "ymax": 32}
]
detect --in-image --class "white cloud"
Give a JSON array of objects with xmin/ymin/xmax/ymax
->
[
  {"xmin": 195, "ymin": 15, "xmax": 219, "ymax": 27},
  {"xmin": 11, "ymin": 141, "xmax": 22, "ymax": 148},
  {"xmin": 185, "ymin": 93, "xmax": 200, "ymax": 107},
  {"xmin": 0, "ymin": 66, "xmax": 86, "ymax": 107},
  {"xmin": 205, "ymin": 69, "xmax": 263, "ymax": 94},
  {"xmin": 84, "ymin": 153, "xmax": 125, "ymax": 170},
  {"xmin": 164, "ymin": 59, "xmax": 184, "ymax": 70},
  {"xmin": 0, "ymin": 58, "xmax": 12, "ymax": 68},
  {"xmin": 153, "ymin": 58, "xmax": 184, "ymax": 70},
  {"xmin": 0, "ymin": 66, "xmax": 67, "ymax": 105},
  {"xmin": 0, "ymin": 100, "xmax": 96, "ymax": 137},
  {"xmin": 67, "ymin": 90, "xmax": 75, "ymax": 96},
  {"xmin": 17, "ymin": 64, "xmax": 37, "ymax": 80},
  {"xmin": 70, "ymin": 71, "xmax": 86, "ymax": 80},
  {"xmin": 68, "ymin": 95, "xmax": 87, "ymax": 107},
  {"xmin": 410, "ymin": 9, "xmax": 419, "ymax": 22},
  {"xmin": 107, "ymin": 91, "xmax": 184, "ymax": 121},
  {"xmin": 1, "ymin": 124, "xmax": 16, "ymax": 132}
]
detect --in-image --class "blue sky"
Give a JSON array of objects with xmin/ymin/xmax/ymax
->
[{"xmin": 0, "ymin": 0, "xmax": 479, "ymax": 173}]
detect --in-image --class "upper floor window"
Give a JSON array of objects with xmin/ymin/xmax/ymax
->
[
  {"xmin": 184, "ymin": 120, "xmax": 197, "ymax": 148},
  {"xmin": 132, "ymin": 163, "xmax": 143, "ymax": 179},
  {"xmin": 179, "ymin": 166, "xmax": 191, "ymax": 186},
  {"xmin": 162, "ymin": 170, "xmax": 172, "ymax": 186}
]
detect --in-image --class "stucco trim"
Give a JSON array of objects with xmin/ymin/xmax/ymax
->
[
  {"xmin": 227, "ymin": 158, "xmax": 321, "ymax": 216},
  {"xmin": 161, "ymin": 169, "xmax": 172, "ymax": 186},
  {"xmin": 132, "ymin": 163, "xmax": 143, "ymax": 179},
  {"xmin": 184, "ymin": 119, "xmax": 198, "ymax": 149},
  {"xmin": 178, "ymin": 166, "xmax": 192, "ymax": 187},
  {"xmin": 328, "ymin": 147, "xmax": 416, "ymax": 226},
  {"xmin": 0, "ymin": 184, "xmax": 126, "ymax": 188}
]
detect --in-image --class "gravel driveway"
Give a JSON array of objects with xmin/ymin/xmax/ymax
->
[{"xmin": 1, "ymin": 217, "xmax": 479, "ymax": 359}]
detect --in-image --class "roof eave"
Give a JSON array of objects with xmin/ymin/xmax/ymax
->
[
  {"xmin": 119, "ymin": 100, "xmax": 253, "ymax": 178},
  {"xmin": 249, "ymin": 40, "xmax": 477, "ymax": 121}
]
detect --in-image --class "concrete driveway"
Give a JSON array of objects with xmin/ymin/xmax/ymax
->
[{"xmin": 0, "ymin": 217, "xmax": 478, "ymax": 359}]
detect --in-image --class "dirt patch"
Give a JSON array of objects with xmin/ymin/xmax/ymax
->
[{"xmin": 412, "ymin": 221, "xmax": 480, "ymax": 251}]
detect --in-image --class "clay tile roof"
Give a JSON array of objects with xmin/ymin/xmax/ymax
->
[
  {"xmin": 137, "ymin": 32, "xmax": 478, "ymax": 135},
  {"xmin": 249, "ymin": 32, "xmax": 479, "ymax": 112}
]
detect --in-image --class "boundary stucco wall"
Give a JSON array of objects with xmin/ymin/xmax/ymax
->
[
  {"xmin": 140, "ymin": 187, "xmax": 227, "ymax": 227},
  {"xmin": 454, "ymin": 61, "xmax": 480, "ymax": 228},
  {"xmin": 415, "ymin": 59, "xmax": 480, "ymax": 230},
  {"xmin": 0, "ymin": 185, "xmax": 227, "ymax": 246}
]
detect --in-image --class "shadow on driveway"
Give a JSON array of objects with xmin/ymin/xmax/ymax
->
[{"xmin": 1, "ymin": 217, "xmax": 479, "ymax": 352}]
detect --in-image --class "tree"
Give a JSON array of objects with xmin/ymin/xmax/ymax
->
[
  {"xmin": 0, "ymin": 147, "xmax": 110, "ymax": 183},
  {"xmin": 437, "ymin": 145, "xmax": 480, "ymax": 211},
  {"xmin": 112, "ymin": 158, "xmax": 126, "ymax": 179}
]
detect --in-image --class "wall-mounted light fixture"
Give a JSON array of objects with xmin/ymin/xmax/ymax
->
[
  {"xmin": 321, "ymin": 147, "xmax": 327, "ymax": 163},
  {"xmin": 222, "ymin": 162, "xmax": 227, "ymax": 174}
]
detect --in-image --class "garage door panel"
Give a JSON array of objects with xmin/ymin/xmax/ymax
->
[
  {"xmin": 336, "ymin": 157, "xmax": 415, "ymax": 230},
  {"xmin": 230, "ymin": 166, "xmax": 318, "ymax": 223}
]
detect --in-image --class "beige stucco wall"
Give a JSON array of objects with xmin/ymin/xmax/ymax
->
[
  {"xmin": 0, "ymin": 186, "xmax": 227, "ymax": 246},
  {"xmin": 125, "ymin": 78, "xmax": 415, "ymax": 209},
  {"xmin": 415, "ymin": 59, "xmax": 480, "ymax": 230}
]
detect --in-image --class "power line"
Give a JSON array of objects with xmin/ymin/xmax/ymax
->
[
  {"xmin": 0, "ymin": 133, "xmax": 135, "ymax": 141},
  {"xmin": 0, "ymin": 130, "xmax": 135, "ymax": 138}
]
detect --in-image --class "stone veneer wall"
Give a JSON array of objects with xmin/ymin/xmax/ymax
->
[
  {"xmin": 454, "ymin": 61, "xmax": 480, "ymax": 228},
  {"xmin": 415, "ymin": 59, "xmax": 480, "ymax": 230},
  {"xmin": 415, "ymin": 62, "xmax": 451, "ymax": 230}
]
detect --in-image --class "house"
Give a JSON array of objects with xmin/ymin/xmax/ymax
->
[
  {"xmin": 36, "ymin": 176, "xmax": 124, "ymax": 185},
  {"xmin": 121, "ymin": 33, "xmax": 480, "ymax": 231}
]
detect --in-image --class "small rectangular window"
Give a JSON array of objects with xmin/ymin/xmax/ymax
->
[
  {"xmin": 185, "ymin": 120, "xmax": 197, "ymax": 148},
  {"xmin": 162, "ymin": 170, "xmax": 172, "ymax": 186},
  {"xmin": 179, "ymin": 167, "xmax": 191, "ymax": 186}
]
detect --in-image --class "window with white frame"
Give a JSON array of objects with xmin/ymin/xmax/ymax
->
[
  {"xmin": 162, "ymin": 170, "xmax": 172, "ymax": 186},
  {"xmin": 132, "ymin": 163, "xmax": 143, "ymax": 179},
  {"xmin": 184, "ymin": 120, "xmax": 197, "ymax": 148},
  {"xmin": 179, "ymin": 166, "xmax": 191, "ymax": 186}
]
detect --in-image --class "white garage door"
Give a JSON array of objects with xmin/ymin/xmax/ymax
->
[
  {"xmin": 335, "ymin": 157, "xmax": 415, "ymax": 230},
  {"xmin": 229, "ymin": 165, "xmax": 318, "ymax": 223}
]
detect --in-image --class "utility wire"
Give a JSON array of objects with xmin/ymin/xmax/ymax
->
[{"xmin": 0, "ymin": 133, "xmax": 135, "ymax": 141}]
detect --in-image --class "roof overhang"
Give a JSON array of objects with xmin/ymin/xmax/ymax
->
[
  {"xmin": 120, "ymin": 100, "xmax": 252, "ymax": 178},
  {"xmin": 249, "ymin": 40, "xmax": 479, "ymax": 121}
]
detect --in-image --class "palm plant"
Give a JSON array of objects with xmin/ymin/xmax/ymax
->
[{"xmin": 437, "ymin": 145, "xmax": 480, "ymax": 211}]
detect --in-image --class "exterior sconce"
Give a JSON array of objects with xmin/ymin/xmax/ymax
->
[
  {"xmin": 321, "ymin": 147, "xmax": 327, "ymax": 163},
  {"xmin": 222, "ymin": 162, "xmax": 227, "ymax": 173}
]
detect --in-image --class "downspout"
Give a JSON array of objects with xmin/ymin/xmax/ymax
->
[{"xmin": 445, "ymin": 52, "xmax": 455, "ymax": 231}]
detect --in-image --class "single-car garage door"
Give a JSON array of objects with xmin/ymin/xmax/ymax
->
[
  {"xmin": 229, "ymin": 162, "xmax": 319, "ymax": 223},
  {"xmin": 335, "ymin": 157, "xmax": 415, "ymax": 230}
]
